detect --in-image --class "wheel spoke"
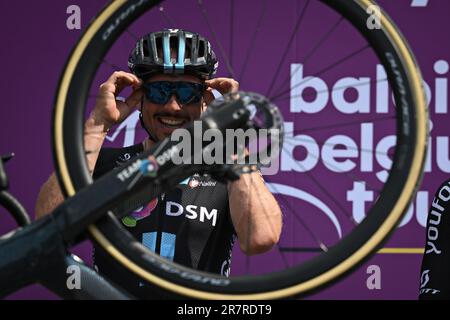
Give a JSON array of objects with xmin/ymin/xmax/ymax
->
[
  {"xmin": 197, "ymin": 0, "xmax": 236, "ymax": 78},
  {"xmin": 237, "ymin": 0, "xmax": 268, "ymax": 82},
  {"xmin": 270, "ymin": 44, "xmax": 370, "ymax": 102},
  {"xmin": 282, "ymin": 139, "xmax": 359, "ymax": 225},
  {"xmin": 266, "ymin": 0, "xmax": 311, "ymax": 98},
  {"xmin": 275, "ymin": 77, "xmax": 388, "ymax": 103},
  {"xmin": 158, "ymin": 6, "xmax": 176, "ymax": 26},
  {"xmin": 282, "ymin": 138, "xmax": 383, "ymax": 194},
  {"xmin": 264, "ymin": 178, "xmax": 329, "ymax": 252},
  {"xmin": 271, "ymin": 16, "xmax": 344, "ymax": 98}
]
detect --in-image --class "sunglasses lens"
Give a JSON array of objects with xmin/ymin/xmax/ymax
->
[
  {"xmin": 144, "ymin": 82, "xmax": 204, "ymax": 105},
  {"xmin": 177, "ymin": 83, "xmax": 203, "ymax": 104},
  {"xmin": 145, "ymin": 82, "xmax": 171, "ymax": 104}
]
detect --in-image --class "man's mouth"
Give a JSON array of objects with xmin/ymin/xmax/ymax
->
[{"xmin": 156, "ymin": 116, "xmax": 188, "ymax": 128}]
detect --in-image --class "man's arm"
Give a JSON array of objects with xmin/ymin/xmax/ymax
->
[
  {"xmin": 35, "ymin": 173, "xmax": 66, "ymax": 219},
  {"xmin": 35, "ymin": 71, "xmax": 142, "ymax": 219},
  {"xmin": 227, "ymin": 172, "xmax": 282, "ymax": 255},
  {"xmin": 35, "ymin": 117, "xmax": 111, "ymax": 219},
  {"xmin": 204, "ymin": 77, "xmax": 282, "ymax": 255}
]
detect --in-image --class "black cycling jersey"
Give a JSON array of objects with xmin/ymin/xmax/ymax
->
[
  {"xmin": 92, "ymin": 142, "xmax": 236, "ymax": 298},
  {"xmin": 419, "ymin": 179, "xmax": 450, "ymax": 300}
]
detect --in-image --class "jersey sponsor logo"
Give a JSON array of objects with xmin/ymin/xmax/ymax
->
[
  {"xmin": 116, "ymin": 158, "xmax": 142, "ymax": 182},
  {"xmin": 180, "ymin": 174, "xmax": 218, "ymax": 187},
  {"xmin": 425, "ymin": 183, "xmax": 450, "ymax": 255},
  {"xmin": 166, "ymin": 201, "xmax": 218, "ymax": 227},
  {"xmin": 117, "ymin": 144, "xmax": 179, "ymax": 181},
  {"xmin": 122, "ymin": 198, "xmax": 158, "ymax": 227},
  {"xmin": 189, "ymin": 178, "xmax": 200, "ymax": 188},
  {"xmin": 221, "ymin": 235, "xmax": 235, "ymax": 277},
  {"xmin": 220, "ymin": 260, "xmax": 231, "ymax": 277},
  {"xmin": 420, "ymin": 288, "xmax": 440, "ymax": 295},
  {"xmin": 188, "ymin": 174, "xmax": 218, "ymax": 188},
  {"xmin": 419, "ymin": 269, "xmax": 441, "ymax": 295},
  {"xmin": 140, "ymin": 156, "xmax": 159, "ymax": 177},
  {"xmin": 420, "ymin": 269, "xmax": 430, "ymax": 288}
]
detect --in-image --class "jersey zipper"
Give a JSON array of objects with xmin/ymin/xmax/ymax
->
[{"xmin": 155, "ymin": 193, "xmax": 165, "ymax": 255}]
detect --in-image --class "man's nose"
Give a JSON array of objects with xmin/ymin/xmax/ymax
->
[{"xmin": 164, "ymin": 94, "xmax": 182, "ymax": 111}]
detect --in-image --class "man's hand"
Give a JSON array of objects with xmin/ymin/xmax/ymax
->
[
  {"xmin": 204, "ymin": 77, "xmax": 239, "ymax": 105},
  {"xmin": 90, "ymin": 71, "xmax": 143, "ymax": 130},
  {"xmin": 204, "ymin": 79, "xmax": 282, "ymax": 255}
]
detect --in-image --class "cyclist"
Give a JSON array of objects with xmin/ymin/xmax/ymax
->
[
  {"xmin": 419, "ymin": 179, "xmax": 450, "ymax": 300},
  {"xmin": 35, "ymin": 29, "xmax": 282, "ymax": 298}
]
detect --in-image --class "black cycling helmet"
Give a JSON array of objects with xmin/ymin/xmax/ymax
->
[{"xmin": 128, "ymin": 29, "xmax": 218, "ymax": 81}]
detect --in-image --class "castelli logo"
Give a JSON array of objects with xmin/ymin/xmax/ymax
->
[{"xmin": 189, "ymin": 179, "xmax": 200, "ymax": 188}]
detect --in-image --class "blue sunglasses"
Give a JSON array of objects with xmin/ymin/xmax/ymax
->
[{"xmin": 142, "ymin": 81, "xmax": 207, "ymax": 105}]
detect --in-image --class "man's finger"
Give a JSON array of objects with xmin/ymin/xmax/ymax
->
[
  {"xmin": 203, "ymin": 88, "xmax": 215, "ymax": 104},
  {"xmin": 103, "ymin": 71, "xmax": 141, "ymax": 95},
  {"xmin": 114, "ymin": 76, "xmax": 141, "ymax": 95},
  {"xmin": 106, "ymin": 71, "xmax": 139, "ymax": 84},
  {"xmin": 205, "ymin": 78, "xmax": 239, "ymax": 94},
  {"xmin": 125, "ymin": 88, "xmax": 144, "ymax": 109}
]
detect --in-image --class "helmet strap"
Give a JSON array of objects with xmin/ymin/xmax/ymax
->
[{"xmin": 139, "ymin": 96, "xmax": 159, "ymax": 144}]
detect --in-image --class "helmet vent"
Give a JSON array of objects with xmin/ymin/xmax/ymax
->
[
  {"xmin": 155, "ymin": 36, "xmax": 163, "ymax": 60},
  {"xmin": 142, "ymin": 39, "xmax": 150, "ymax": 58},
  {"xmin": 198, "ymin": 40, "xmax": 205, "ymax": 58},
  {"xmin": 185, "ymin": 37, "xmax": 193, "ymax": 61},
  {"xmin": 170, "ymin": 35, "xmax": 177, "ymax": 63}
]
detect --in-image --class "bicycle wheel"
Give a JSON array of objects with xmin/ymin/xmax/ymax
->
[{"xmin": 53, "ymin": 0, "xmax": 427, "ymax": 299}]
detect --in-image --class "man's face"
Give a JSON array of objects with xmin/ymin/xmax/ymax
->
[{"xmin": 141, "ymin": 74, "xmax": 206, "ymax": 141}]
